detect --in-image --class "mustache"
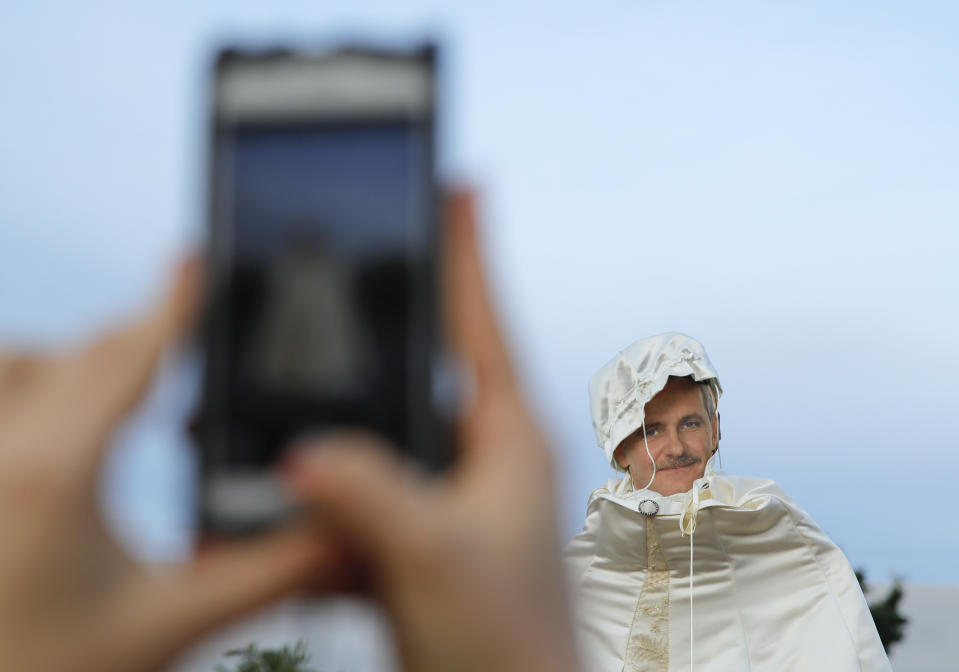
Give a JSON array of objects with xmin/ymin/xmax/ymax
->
[{"xmin": 656, "ymin": 455, "xmax": 701, "ymax": 470}]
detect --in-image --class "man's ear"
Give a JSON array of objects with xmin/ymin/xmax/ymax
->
[
  {"xmin": 709, "ymin": 412, "xmax": 721, "ymax": 454},
  {"xmin": 613, "ymin": 444, "xmax": 629, "ymax": 470}
]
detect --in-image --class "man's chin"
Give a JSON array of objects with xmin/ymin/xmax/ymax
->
[
  {"xmin": 656, "ymin": 482, "xmax": 695, "ymax": 496},
  {"xmin": 655, "ymin": 465, "xmax": 703, "ymax": 495}
]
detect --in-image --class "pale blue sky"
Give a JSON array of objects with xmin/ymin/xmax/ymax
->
[{"xmin": 1, "ymin": 1, "xmax": 957, "ymax": 584}]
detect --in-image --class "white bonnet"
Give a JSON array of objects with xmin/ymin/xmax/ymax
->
[{"xmin": 588, "ymin": 332, "xmax": 722, "ymax": 472}]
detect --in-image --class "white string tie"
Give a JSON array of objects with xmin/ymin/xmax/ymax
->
[
  {"xmin": 681, "ymin": 481, "xmax": 702, "ymax": 672},
  {"xmin": 640, "ymin": 420, "xmax": 656, "ymax": 490}
]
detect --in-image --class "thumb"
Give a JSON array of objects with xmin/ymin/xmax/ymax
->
[
  {"xmin": 98, "ymin": 528, "xmax": 327, "ymax": 672},
  {"xmin": 283, "ymin": 433, "xmax": 425, "ymax": 560}
]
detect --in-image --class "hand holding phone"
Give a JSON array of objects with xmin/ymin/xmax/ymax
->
[
  {"xmin": 283, "ymin": 193, "xmax": 580, "ymax": 672},
  {"xmin": 0, "ymin": 266, "xmax": 325, "ymax": 672}
]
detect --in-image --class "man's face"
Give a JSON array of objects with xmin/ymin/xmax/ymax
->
[{"xmin": 615, "ymin": 376, "xmax": 718, "ymax": 496}]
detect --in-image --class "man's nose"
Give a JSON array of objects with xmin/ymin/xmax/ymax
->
[{"xmin": 661, "ymin": 427, "xmax": 685, "ymax": 456}]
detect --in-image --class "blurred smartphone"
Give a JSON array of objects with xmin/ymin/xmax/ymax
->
[{"xmin": 194, "ymin": 44, "xmax": 451, "ymax": 535}]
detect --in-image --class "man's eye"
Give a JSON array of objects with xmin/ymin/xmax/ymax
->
[
  {"xmin": 644, "ymin": 428, "xmax": 659, "ymax": 438},
  {"xmin": 682, "ymin": 421, "xmax": 700, "ymax": 429}
]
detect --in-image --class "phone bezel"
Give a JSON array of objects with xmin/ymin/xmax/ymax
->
[{"xmin": 194, "ymin": 43, "xmax": 448, "ymax": 535}]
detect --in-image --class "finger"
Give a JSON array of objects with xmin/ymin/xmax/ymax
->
[
  {"xmin": 58, "ymin": 258, "xmax": 200, "ymax": 457},
  {"xmin": 282, "ymin": 433, "xmax": 425, "ymax": 561},
  {"xmin": 444, "ymin": 190, "xmax": 518, "ymax": 399},
  {"xmin": 114, "ymin": 527, "xmax": 328, "ymax": 672}
]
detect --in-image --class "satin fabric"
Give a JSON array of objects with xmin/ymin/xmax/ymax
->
[{"xmin": 564, "ymin": 460, "xmax": 892, "ymax": 671}]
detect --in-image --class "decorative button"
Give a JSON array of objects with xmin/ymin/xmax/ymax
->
[{"xmin": 638, "ymin": 499, "xmax": 659, "ymax": 516}]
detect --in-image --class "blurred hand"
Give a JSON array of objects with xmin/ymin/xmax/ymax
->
[
  {"xmin": 284, "ymin": 192, "xmax": 579, "ymax": 672},
  {"xmin": 0, "ymin": 192, "xmax": 579, "ymax": 672},
  {"xmin": 0, "ymin": 265, "xmax": 326, "ymax": 672}
]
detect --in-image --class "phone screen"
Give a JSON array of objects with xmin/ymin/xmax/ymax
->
[{"xmin": 197, "ymin": 49, "xmax": 446, "ymax": 532}]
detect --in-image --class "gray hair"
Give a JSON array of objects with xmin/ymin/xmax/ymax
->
[
  {"xmin": 697, "ymin": 380, "xmax": 717, "ymax": 422},
  {"xmin": 697, "ymin": 379, "xmax": 720, "ymax": 453}
]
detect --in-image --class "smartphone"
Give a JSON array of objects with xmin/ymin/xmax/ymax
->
[{"xmin": 193, "ymin": 44, "xmax": 451, "ymax": 535}]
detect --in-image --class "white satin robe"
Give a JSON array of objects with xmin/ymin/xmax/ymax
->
[{"xmin": 564, "ymin": 463, "xmax": 893, "ymax": 671}]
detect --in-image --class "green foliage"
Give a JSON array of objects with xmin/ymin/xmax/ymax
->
[
  {"xmin": 214, "ymin": 640, "xmax": 318, "ymax": 672},
  {"xmin": 856, "ymin": 569, "xmax": 908, "ymax": 654}
]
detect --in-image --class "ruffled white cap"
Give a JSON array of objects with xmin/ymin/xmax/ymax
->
[{"xmin": 589, "ymin": 332, "xmax": 722, "ymax": 472}]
